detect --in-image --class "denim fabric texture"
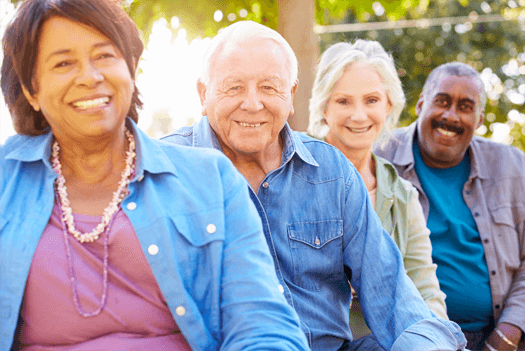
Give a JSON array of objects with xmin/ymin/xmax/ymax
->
[
  {"xmin": 374, "ymin": 121, "xmax": 525, "ymax": 335},
  {"xmin": 162, "ymin": 116, "xmax": 468, "ymax": 351},
  {"xmin": 0, "ymin": 118, "xmax": 309, "ymax": 351}
]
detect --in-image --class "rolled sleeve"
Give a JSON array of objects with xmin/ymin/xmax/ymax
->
[{"xmin": 391, "ymin": 318, "xmax": 467, "ymax": 351}]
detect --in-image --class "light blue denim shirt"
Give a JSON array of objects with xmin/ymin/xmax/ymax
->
[
  {"xmin": 162, "ymin": 117, "xmax": 468, "ymax": 351},
  {"xmin": 0, "ymin": 119, "xmax": 309, "ymax": 351}
]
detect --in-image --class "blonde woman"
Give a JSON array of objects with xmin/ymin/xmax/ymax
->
[{"xmin": 308, "ymin": 40, "xmax": 447, "ymax": 339}]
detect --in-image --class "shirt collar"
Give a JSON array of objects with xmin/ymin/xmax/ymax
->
[
  {"xmin": 467, "ymin": 136, "xmax": 489, "ymax": 180},
  {"xmin": 280, "ymin": 123, "xmax": 318, "ymax": 167},
  {"xmin": 5, "ymin": 118, "xmax": 178, "ymax": 180},
  {"xmin": 192, "ymin": 116, "xmax": 318, "ymax": 167},
  {"xmin": 128, "ymin": 118, "xmax": 178, "ymax": 180},
  {"xmin": 391, "ymin": 121, "xmax": 418, "ymax": 168}
]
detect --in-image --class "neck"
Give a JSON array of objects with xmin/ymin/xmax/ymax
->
[
  {"xmin": 53, "ymin": 126, "xmax": 129, "ymax": 184},
  {"xmin": 325, "ymin": 134, "xmax": 376, "ymax": 190},
  {"xmin": 222, "ymin": 138, "xmax": 283, "ymax": 193}
]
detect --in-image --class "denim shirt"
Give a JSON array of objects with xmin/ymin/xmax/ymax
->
[
  {"xmin": 374, "ymin": 121, "xmax": 525, "ymax": 335},
  {"xmin": 162, "ymin": 117, "xmax": 467, "ymax": 351},
  {"xmin": 0, "ymin": 119, "xmax": 309, "ymax": 351}
]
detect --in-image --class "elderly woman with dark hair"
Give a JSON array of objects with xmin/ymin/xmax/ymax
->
[{"xmin": 0, "ymin": 0, "xmax": 308, "ymax": 350}]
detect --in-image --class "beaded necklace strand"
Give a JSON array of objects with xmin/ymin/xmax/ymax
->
[{"xmin": 52, "ymin": 129, "xmax": 136, "ymax": 317}]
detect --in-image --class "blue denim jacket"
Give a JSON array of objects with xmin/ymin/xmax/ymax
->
[
  {"xmin": 162, "ymin": 117, "xmax": 468, "ymax": 351},
  {"xmin": 0, "ymin": 119, "xmax": 309, "ymax": 351}
]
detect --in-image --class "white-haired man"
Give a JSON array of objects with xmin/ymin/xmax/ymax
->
[
  {"xmin": 163, "ymin": 21, "xmax": 467, "ymax": 351},
  {"xmin": 374, "ymin": 62, "xmax": 525, "ymax": 351}
]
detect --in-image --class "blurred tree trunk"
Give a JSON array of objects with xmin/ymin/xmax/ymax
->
[{"xmin": 278, "ymin": 0, "xmax": 319, "ymax": 132}]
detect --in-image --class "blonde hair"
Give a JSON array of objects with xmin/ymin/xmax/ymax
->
[{"xmin": 308, "ymin": 40, "xmax": 405, "ymax": 141}]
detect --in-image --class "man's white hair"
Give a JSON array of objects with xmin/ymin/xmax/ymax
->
[{"xmin": 200, "ymin": 20, "xmax": 298, "ymax": 86}]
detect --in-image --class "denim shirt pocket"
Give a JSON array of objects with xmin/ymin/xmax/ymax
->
[
  {"xmin": 287, "ymin": 220, "xmax": 343, "ymax": 291},
  {"xmin": 172, "ymin": 208, "xmax": 226, "ymax": 246}
]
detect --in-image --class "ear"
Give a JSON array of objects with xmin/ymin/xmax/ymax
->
[
  {"xmin": 21, "ymin": 84, "xmax": 41, "ymax": 112},
  {"xmin": 289, "ymin": 79, "xmax": 299, "ymax": 117},
  {"xmin": 196, "ymin": 79, "xmax": 208, "ymax": 116},
  {"xmin": 386, "ymin": 99, "xmax": 394, "ymax": 117},
  {"xmin": 415, "ymin": 93, "xmax": 425, "ymax": 117},
  {"xmin": 477, "ymin": 110, "xmax": 485, "ymax": 129}
]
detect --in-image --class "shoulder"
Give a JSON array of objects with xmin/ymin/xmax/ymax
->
[
  {"xmin": 471, "ymin": 136, "xmax": 525, "ymax": 178},
  {"xmin": 374, "ymin": 124, "xmax": 414, "ymax": 161},
  {"xmin": 293, "ymin": 131, "xmax": 359, "ymax": 184},
  {"xmin": 375, "ymin": 154, "xmax": 413, "ymax": 203},
  {"xmin": 160, "ymin": 125, "xmax": 194, "ymax": 146}
]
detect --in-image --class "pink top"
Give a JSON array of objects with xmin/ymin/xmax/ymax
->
[{"xmin": 17, "ymin": 202, "xmax": 191, "ymax": 350}]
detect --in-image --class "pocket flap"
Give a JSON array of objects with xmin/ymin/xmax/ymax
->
[
  {"xmin": 288, "ymin": 220, "xmax": 343, "ymax": 249},
  {"xmin": 172, "ymin": 208, "xmax": 225, "ymax": 247},
  {"xmin": 489, "ymin": 206, "xmax": 515, "ymax": 227}
]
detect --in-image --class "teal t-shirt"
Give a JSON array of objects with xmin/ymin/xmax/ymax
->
[{"xmin": 413, "ymin": 141, "xmax": 493, "ymax": 332}]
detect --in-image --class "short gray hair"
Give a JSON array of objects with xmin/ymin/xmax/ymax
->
[
  {"xmin": 308, "ymin": 40, "xmax": 405, "ymax": 140},
  {"xmin": 421, "ymin": 61, "xmax": 486, "ymax": 113},
  {"xmin": 201, "ymin": 21, "xmax": 298, "ymax": 86}
]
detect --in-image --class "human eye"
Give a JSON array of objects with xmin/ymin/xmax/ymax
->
[
  {"xmin": 366, "ymin": 97, "xmax": 379, "ymax": 104},
  {"xmin": 336, "ymin": 98, "xmax": 349, "ymax": 106},
  {"xmin": 54, "ymin": 60, "xmax": 72, "ymax": 69},
  {"xmin": 433, "ymin": 96, "xmax": 448, "ymax": 106},
  {"xmin": 460, "ymin": 102, "xmax": 474, "ymax": 112},
  {"xmin": 97, "ymin": 52, "xmax": 115, "ymax": 60}
]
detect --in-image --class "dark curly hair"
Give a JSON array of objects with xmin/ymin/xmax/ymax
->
[{"xmin": 1, "ymin": 0, "xmax": 144, "ymax": 135}]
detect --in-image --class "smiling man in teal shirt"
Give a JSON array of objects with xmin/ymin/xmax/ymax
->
[{"xmin": 375, "ymin": 62, "xmax": 525, "ymax": 351}]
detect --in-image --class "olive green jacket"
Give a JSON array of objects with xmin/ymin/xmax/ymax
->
[{"xmin": 373, "ymin": 153, "xmax": 447, "ymax": 319}]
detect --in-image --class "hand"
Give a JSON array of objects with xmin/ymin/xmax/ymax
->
[{"xmin": 483, "ymin": 323, "xmax": 522, "ymax": 351}]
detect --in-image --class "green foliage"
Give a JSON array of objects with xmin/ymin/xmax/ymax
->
[
  {"xmin": 9, "ymin": 0, "xmax": 525, "ymax": 149},
  {"xmin": 126, "ymin": 0, "xmax": 277, "ymax": 42},
  {"xmin": 320, "ymin": 0, "xmax": 525, "ymax": 151}
]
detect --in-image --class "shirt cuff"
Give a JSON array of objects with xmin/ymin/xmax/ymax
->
[{"xmin": 390, "ymin": 318, "xmax": 467, "ymax": 351}]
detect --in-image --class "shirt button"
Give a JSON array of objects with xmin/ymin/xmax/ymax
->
[
  {"xmin": 278, "ymin": 284, "xmax": 284, "ymax": 293},
  {"xmin": 474, "ymin": 212, "xmax": 480, "ymax": 217},
  {"xmin": 495, "ymin": 304, "xmax": 500, "ymax": 309},
  {"xmin": 127, "ymin": 202, "xmax": 137, "ymax": 211},
  {"xmin": 175, "ymin": 306, "xmax": 186, "ymax": 316},
  {"xmin": 465, "ymin": 190, "xmax": 470, "ymax": 194},
  {"xmin": 206, "ymin": 224, "xmax": 216, "ymax": 234},
  {"xmin": 491, "ymin": 270, "xmax": 496, "ymax": 276},
  {"xmin": 484, "ymin": 239, "xmax": 489, "ymax": 243},
  {"xmin": 262, "ymin": 182, "xmax": 269, "ymax": 189},
  {"xmin": 314, "ymin": 237, "xmax": 321, "ymax": 246},
  {"xmin": 148, "ymin": 244, "xmax": 159, "ymax": 255}
]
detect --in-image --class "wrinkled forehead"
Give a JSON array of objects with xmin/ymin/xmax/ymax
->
[
  {"xmin": 209, "ymin": 38, "xmax": 290, "ymax": 78},
  {"xmin": 426, "ymin": 74, "xmax": 483, "ymax": 101}
]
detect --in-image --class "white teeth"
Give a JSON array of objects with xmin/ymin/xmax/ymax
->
[
  {"xmin": 239, "ymin": 122, "xmax": 261, "ymax": 128},
  {"xmin": 72, "ymin": 97, "xmax": 110, "ymax": 109},
  {"xmin": 437, "ymin": 127, "xmax": 457, "ymax": 137},
  {"xmin": 348, "ymin": 127, "xmax": 370, "ymax": 133}
]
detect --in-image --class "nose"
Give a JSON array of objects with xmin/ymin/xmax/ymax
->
[
  {"xmin": 75, "ymin": 62, "xmax": 103, "ymax": 88},
  {"xmin": 442, "ymin": 105, "xmax": 460, "ymax": 122},
  {"xmin": 240, "ymin": 87, "xmax": 263, "ymax": 113},
  {"xmin": 351, "ymin": 103, "xmax": 367, "ymax": 123}
]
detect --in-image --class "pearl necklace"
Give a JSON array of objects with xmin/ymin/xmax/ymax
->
[
  {"xmin": 52, "ymin": 129, "xmax": 136, "ymax": 317},
  {"xmin": 51, "ymin": 129, "xmax": 136, "ymax": 243}
]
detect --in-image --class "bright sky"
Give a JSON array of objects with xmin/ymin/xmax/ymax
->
[{"xmin": 0, "ymin": 0, "xmax": 209, "ymax": 143}]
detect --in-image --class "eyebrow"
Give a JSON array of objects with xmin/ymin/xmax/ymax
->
[
  {"xmin": 434, "ymin": 93, "xmax": 476, "ymax": 105},
  {"xmin": 45, "ymin": 41, "xmax": 114, "ymax": 63}
]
